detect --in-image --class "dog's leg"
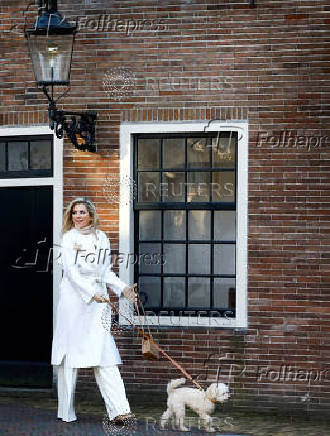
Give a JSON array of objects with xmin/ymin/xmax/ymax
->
[
  {"xmin": 160, "ymin": 409, "xmax": 171, "ymax": 429},
  {"xmin": 200, "ymin": 413, "xmax": 215, "ymax": 432},
  {"xmin": 174, "ymin": 408, "xmax": 189, "ymax": 432}
]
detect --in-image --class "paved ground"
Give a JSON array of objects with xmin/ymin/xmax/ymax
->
[{"xmin": 1, "ymin": 395, "xmax": 330, "ymax": 436}]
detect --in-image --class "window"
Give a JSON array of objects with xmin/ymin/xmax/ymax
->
[
  {"xmin": 134, "ymin": 132, "xmax": 237, "ymax": 319},
  {"xmin": 119, "ymin": 121, "xmax": 248, "ymax": 328},
  {"xmin": 0, "ymin": 135, "xmax": 53, "ymax": 178}
]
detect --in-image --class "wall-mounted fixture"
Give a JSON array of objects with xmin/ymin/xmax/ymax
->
[{"xmin": 24, "ymin": 0, "xmax": 97, "ymax": 152}]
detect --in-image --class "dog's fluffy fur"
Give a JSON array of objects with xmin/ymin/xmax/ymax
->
[{"xmin": 160, "ymin": 378, "xmax": 230, "ymax": 432}]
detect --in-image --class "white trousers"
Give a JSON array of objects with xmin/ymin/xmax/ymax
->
[{"xmin": 56, "ymin": 355, "xmax": 131, "ymax": 422}]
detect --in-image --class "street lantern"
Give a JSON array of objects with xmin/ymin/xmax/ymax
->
[
  {"xmin": 25, "ymin": 4, "xmax": 76, "ymax": 86},
  {"xmin": 24, "ymin": 0, "xmax": 97, "ymax": 152}
]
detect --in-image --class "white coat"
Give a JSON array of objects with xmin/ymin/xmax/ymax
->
[{"xmin": 51, "ymin": 228, "xmax": 128, "ymax": 368}]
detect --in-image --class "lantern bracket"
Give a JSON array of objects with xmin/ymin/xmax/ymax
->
[{"xmin": 43, "ymin": 86, "xmax": 97, "ymax": 152}]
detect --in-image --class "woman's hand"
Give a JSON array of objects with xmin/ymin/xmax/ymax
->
[
  {"xmin": 122, "ymin": 283, "xmax": 138, "ymax": 304},
  {"xmin": 92, "ymin": 292, "xmax": 109, "ymax": 303}
]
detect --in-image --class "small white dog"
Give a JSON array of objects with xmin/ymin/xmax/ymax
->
[{"xmin": 160, "ymin": 378, "xmax": 230, "ymax": 432}]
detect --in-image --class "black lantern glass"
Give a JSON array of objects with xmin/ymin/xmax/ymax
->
[{"xmin": 25, "ymin": 11, "xmax": 76, "ymax": 86}]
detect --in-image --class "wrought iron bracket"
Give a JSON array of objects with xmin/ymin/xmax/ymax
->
[{"xmin": 43, "ymin": 86, "xmax": 97, "ymax": 152}]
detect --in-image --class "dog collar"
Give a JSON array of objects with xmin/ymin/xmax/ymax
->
[{"xmin": 205, "ymin": 391, "xmax": 217, "ymax": 403}]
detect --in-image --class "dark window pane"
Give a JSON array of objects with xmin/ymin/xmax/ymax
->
[
  {"xmin": 211, "ymin": 133, "xmax": 236, "ymax": 167},
  {"xmin": 0, "ymin": 142, "xmax": 5, "ymax": 171},
  {"xmin": 139, "ymin": 211, "xmax": 161, "ymax": 240},
  {"xmin": 139, "ymin": 276, "xmax": 161, "ymax": 308},
  {"xmin": 162, "ymin": 172, "xmax": 185, "ymax": 202},
  {"xmin": 163, "ymin": 138, "xmax": 185, "ymax": 169},
  {"xmin": 138, "ymin": 172, "xmax": 160, "ymax": 202},
  {"xmin": 135, "ymin": 132, "xmax": 237, "ymax": 315},
  {"xmin": 188, "ymin": 277, "xmax": 210, "ymax": 307},
  {"xmin": 189, "ymin": 210, "xmax": 210, "ymax": 240},
  {"xmin": 214, "ymin": 244, "xmax": 235, "ymax": 274},
  {"xmin": 211, "ymin": 171, "xmax": 235, "ymax": 202},
  {"xmin": 164, "ymin": 277, "xmax": 185, "ymax": 307},
  {"xmin": 214, "ymin": 278, "xmax": 236, "ymax": 310},
  {"xmin": 138, "ymin": 138, "xmax": 160, "ymax": 169},
  {"xmin": 188, "ymin": 244, "xmax": 210, "ymax": 274},
  {"xmin": 187, "ymin": 137, "xmax": 210, "ymax": 168},
  {"xmin": 139, "ymin": 243, "xmax": 162, "ymax": 273},
  {"xmin": 30, "ymin": 140, "xmax": 52, "ymax": 169},
  {"xmin": 163, "ymin": 243, "xmax": 186, "ymax": 273},
  {"xmin": 187, "ymin": 172, "xmax": 210, "ymax": 202},
  {"xmin": 164, "ymin": 210, "xmax": 186, "ymax": 240},
  {"xmin": 214, "ymin": 211, "xmax": 235, "ymax": 241},
  {"xmin": 8, "ymin": 142, "xmax": 28, "ymax": 171}
]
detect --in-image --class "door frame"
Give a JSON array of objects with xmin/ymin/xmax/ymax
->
[{"xmin": 0, "ymin": 125, "xmax": 63, "ymax": 388}]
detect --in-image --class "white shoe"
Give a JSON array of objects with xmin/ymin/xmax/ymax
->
[{"xmin": 58, "ymin": 415, "xmax": 77, "ymax": 422}]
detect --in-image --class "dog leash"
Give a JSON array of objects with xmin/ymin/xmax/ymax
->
[
  {"xmin": 104, "ymin": 295, "xmax": 204, "ymax": 392},
  {"xmin": 134, "ymin": 296, "xmax": 220, "ymax": 403},
  {"xmin": 134, "ymin": 295, "xmax": 204, "ymax": 392},
  {"xmin": 131, "ymin": 298, "xmax": 218, "ymax": 403}
]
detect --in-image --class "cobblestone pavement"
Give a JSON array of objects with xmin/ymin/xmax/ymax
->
[{"xmin": 0, "ymin": 396, "xmax": 330, "ymax": 436}]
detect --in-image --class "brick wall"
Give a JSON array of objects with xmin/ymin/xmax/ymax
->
[{"xmin": 1, "ymin": 0, "xmax": 329, "ymax": 414}]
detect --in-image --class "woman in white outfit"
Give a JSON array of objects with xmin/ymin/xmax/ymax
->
[{"xmin": 51, "ymin": 197, "xmax": 137, "ymax": 423}]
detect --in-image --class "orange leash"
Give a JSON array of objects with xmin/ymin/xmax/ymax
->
[{"xmin": 104, "ymin": 297, "xmax": 204, "ymax": 392}]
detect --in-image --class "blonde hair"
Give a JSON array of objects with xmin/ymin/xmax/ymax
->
[{"xmin": 62, "ymin": 197, "xmax": 100, "ymax": 234}]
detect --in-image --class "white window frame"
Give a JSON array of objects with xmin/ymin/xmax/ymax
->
[
  {"xmin": 0, "ymin": 126, "xmax": 63, "ymax": 333},
  {"xmin": 119, "ymin": 121, "xmax": 248, "ymax": 328}
]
